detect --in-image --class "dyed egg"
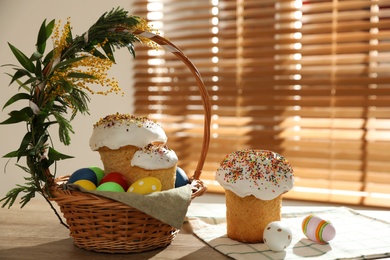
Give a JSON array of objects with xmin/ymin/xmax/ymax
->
[
  {"xmin": 99, "ymin": 172, "xmax": 129, "ymax": 191},
  {"xmin": 302, "ymin": 214, "xmax": 336, "ymax": 243},
  {"xmin": 96, "ymin": 182, "xmax": 125, "ymax": 192},
  {"xmin": 68, "ymin": 168, "xmax": 98, "ymax": 185},
  {"xmin": 263, "ymin": 221, "xmax": 292, "ymax": 251},
  {"xmin": 89, "ymin": 166, "xmax": 105, "ymax": 183},
  {"xmin": 175, "ymin": 167, "xmax": 189, "ymax": 188},
  {"xmin": 128, "ymin": 177, "xmax": 162, "ymax": 194},
  {"xmin": 74, "ymin": 179, "xmax": 97, "ymax": 191}
]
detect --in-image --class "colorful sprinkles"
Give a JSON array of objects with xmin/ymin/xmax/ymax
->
[
  {"xmin": 93, "ymin": 113, "xmax": 161, "ymax": 129},
  {"xmin": 136, "ymin": 144, "xmax": 175, "ymax": 162},
  {"xmin": 216, "ymin": 149, "xmax": 294, "ymax": 196}
]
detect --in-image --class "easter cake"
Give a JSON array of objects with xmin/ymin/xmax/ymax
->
[
  {"xmin": 216, "ymin": 149, "xmax": 294, "ymax": 243},
  {"xmin": 89, "ymin": 113, "xmax": 178, "ymax": 190},
  {"xmin": 130, "ymin": 144, "xmax": 177, "ymax": 190}
]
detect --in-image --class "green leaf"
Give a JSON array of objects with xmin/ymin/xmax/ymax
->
[
  {"xmin": 46, "ymin": 19, "xmax": 55, "ymax": 37},
  {"xmin": 35, "ymin": 59, "xmax": 42, "ymax": 78},
  {"xmin": 101, "ymin": 43, "xmax": 115, "ymax": 62},
  {"xmin": 8, "ymin": 76, "xmax": 38, "ymax": 93},
  {"xmin": 61, "ymin": 80, "xmax": 73, "ymax": 93},
  {"xmin": 19, "ymin": 186, "xmax": 38, "ymax": 208},
  {"xmin": 87, "ymin": 47, "xmax": 106, "ymax": 59},
  {"xmin": 0, "ymin": 181, "xmax": 36, "ymax": 209},
  {"xmin": 30, "ymin": 51, "xmax": 43, "ymax": 61},
  {"xmin": 67, "ymin": 87, "xmax": 90, "ymax": 116},
  {"xmin": 0, "ymin": 107, "xmax": 33, "ymax": 124},
  {"xmin": 127, "ymin": 43, "xmax": 136, "ymax": 58},
  {"xmin": 7, "ymin": 69, "xmax": 31, "ymax": 86},
  {"xmin": 52, "ymin": 56, "xmax": 86, "ymax": 70},
  {"xmin": 66, "ymin": 24, "xmax": 73, "ymax": 45},
  {"xmin": 17, "ymin": 150, "xmax": 31, "ymax": 162},
  {"xmin": 36, "ymin": 19, "xmax": 48, "ymax": 54},
  {"xmin": 48, "ymin": 147, "xmax": 74, "ymax": 161},
  {"xmin": 3, "ymin": 150, "xmax": 19, "ymax": 158},
  {"xmin": 1, "ymin": 63, "xmax": 20, "ymax": 68},
  {"xmin": 67, "ymin": 72, "xmax": 96, "ymax": 79},
  {"xmin": 0, "ymin": 187, "xmax": 21, "ymax": 208},
  {"xmin": 8, "ymin": 42, "xmax": 35, "ymax": 73},
  {"xmin": 33, "ymin": 134, "xmax": 49, "ymax": 156},
  {"xmin": 51, "ymin": 102, "xmax": 67, "ymax": 114},
  {"xmin": 52, "ymin": 111, "xmax": 74, "ymax": 145},
  {"xmin": 36, "ymin": 19, "xmax": 55, "ymax": 54},
  {"xmin": 18, "ymin": 132, "xmax": 32, "ymax": 154},
  {"xmin": 2, "ymin": 93, "xmax": 30, "ymax": 110},
  {"xmin": 18, "ymin": 76, "xmax": 40, "ymax": 89}
]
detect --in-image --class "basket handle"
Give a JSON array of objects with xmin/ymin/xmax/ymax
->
[{"xmin": 133, "ymin": 30, "xmax": 211, "ymax": 181}]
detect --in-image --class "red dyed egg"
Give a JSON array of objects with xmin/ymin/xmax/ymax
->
[{"xmin": 99, "ymin": 172, "xmax": 129, "ymax": 191}]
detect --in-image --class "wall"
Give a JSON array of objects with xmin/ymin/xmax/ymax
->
[{"xmin": 0, "ymin": 0, "xmax": 137, "ymax": 198}]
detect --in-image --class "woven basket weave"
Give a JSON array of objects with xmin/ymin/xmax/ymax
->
[{"xmin": 49, "ymin": 29, "xmax": 211, "ymax": 253}]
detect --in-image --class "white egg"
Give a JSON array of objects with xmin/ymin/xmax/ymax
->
[{"xmin": 263, "ymin": 221, "xmax": 292, "ymax": 251}]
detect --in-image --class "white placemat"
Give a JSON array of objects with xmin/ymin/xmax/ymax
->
[{"xmin": 186, "ymin": 203, "xmax": 390, "ymax": 259}]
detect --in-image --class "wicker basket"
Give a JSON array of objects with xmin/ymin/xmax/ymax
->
[{"xmin": 49, "ymin": 29, "xmax": 211, "ymax": 253}]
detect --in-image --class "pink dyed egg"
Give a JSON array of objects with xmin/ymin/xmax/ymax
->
[{"xmin": 302, "ymin": 214, "xmax": 336, "ymax": 243}]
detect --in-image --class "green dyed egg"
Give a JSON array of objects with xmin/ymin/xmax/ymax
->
[{"xmin": 96, "ymin": 182, "xmax": 125, "ymax": 192}]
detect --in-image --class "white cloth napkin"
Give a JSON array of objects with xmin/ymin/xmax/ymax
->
[{"xmin": 187, "ymin": 203, "xmax": 390, "ymax": 259}]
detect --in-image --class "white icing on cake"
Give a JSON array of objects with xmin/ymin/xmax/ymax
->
[
  {"xmin": 131, "ymin": 145, "xmax": 178, "ymax": 170},
  {"xmin": 89, "ymin": 113, "xmax": 167, "ymax": 151},
  {"xmin": 216, "ymin": 149, "xmax": 294, "ymax": 200}
]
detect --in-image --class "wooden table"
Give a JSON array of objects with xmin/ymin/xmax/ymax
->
[
  {"xmin": 0, "ymin": 199, "xmax": 229, "ymax": 260},
  {"xmin": 2, "ymin": 197, "xmax": 389, "ymax": 260}
]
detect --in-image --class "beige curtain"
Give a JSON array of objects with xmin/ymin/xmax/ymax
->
[{"xmin": 131, "ymin": 0, "xmax": 390, "ymax": 207}]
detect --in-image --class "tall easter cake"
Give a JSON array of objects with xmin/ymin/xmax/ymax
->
[
  {"xmin": 89, "ymin": 113, "xmax": 178, "ymax": 190},
  {"xmin": 216, "ymin": 149, "xmax": 294, "ymax": 243}
]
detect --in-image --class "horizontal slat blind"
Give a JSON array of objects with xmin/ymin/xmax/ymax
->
[
  {"xmin": 132, "ymin": 0, "xmax": 390, "ymax": 207},
  {"xmin": 288, "ymin": 0, "xmax": 390, "ymax": 207},
  {"xmin": 132, "ymin": 0, "xmax": 217, "ymax": 181}
]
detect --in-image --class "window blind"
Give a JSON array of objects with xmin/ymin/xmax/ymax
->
[{"xmin": 131, "ymin": 0, "xmax": 390, "ymax": 207}]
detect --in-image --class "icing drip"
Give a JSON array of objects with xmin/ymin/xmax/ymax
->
[{"xmin": 89, "ymin": 113, "xmax": 167, "ymax": 150}]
